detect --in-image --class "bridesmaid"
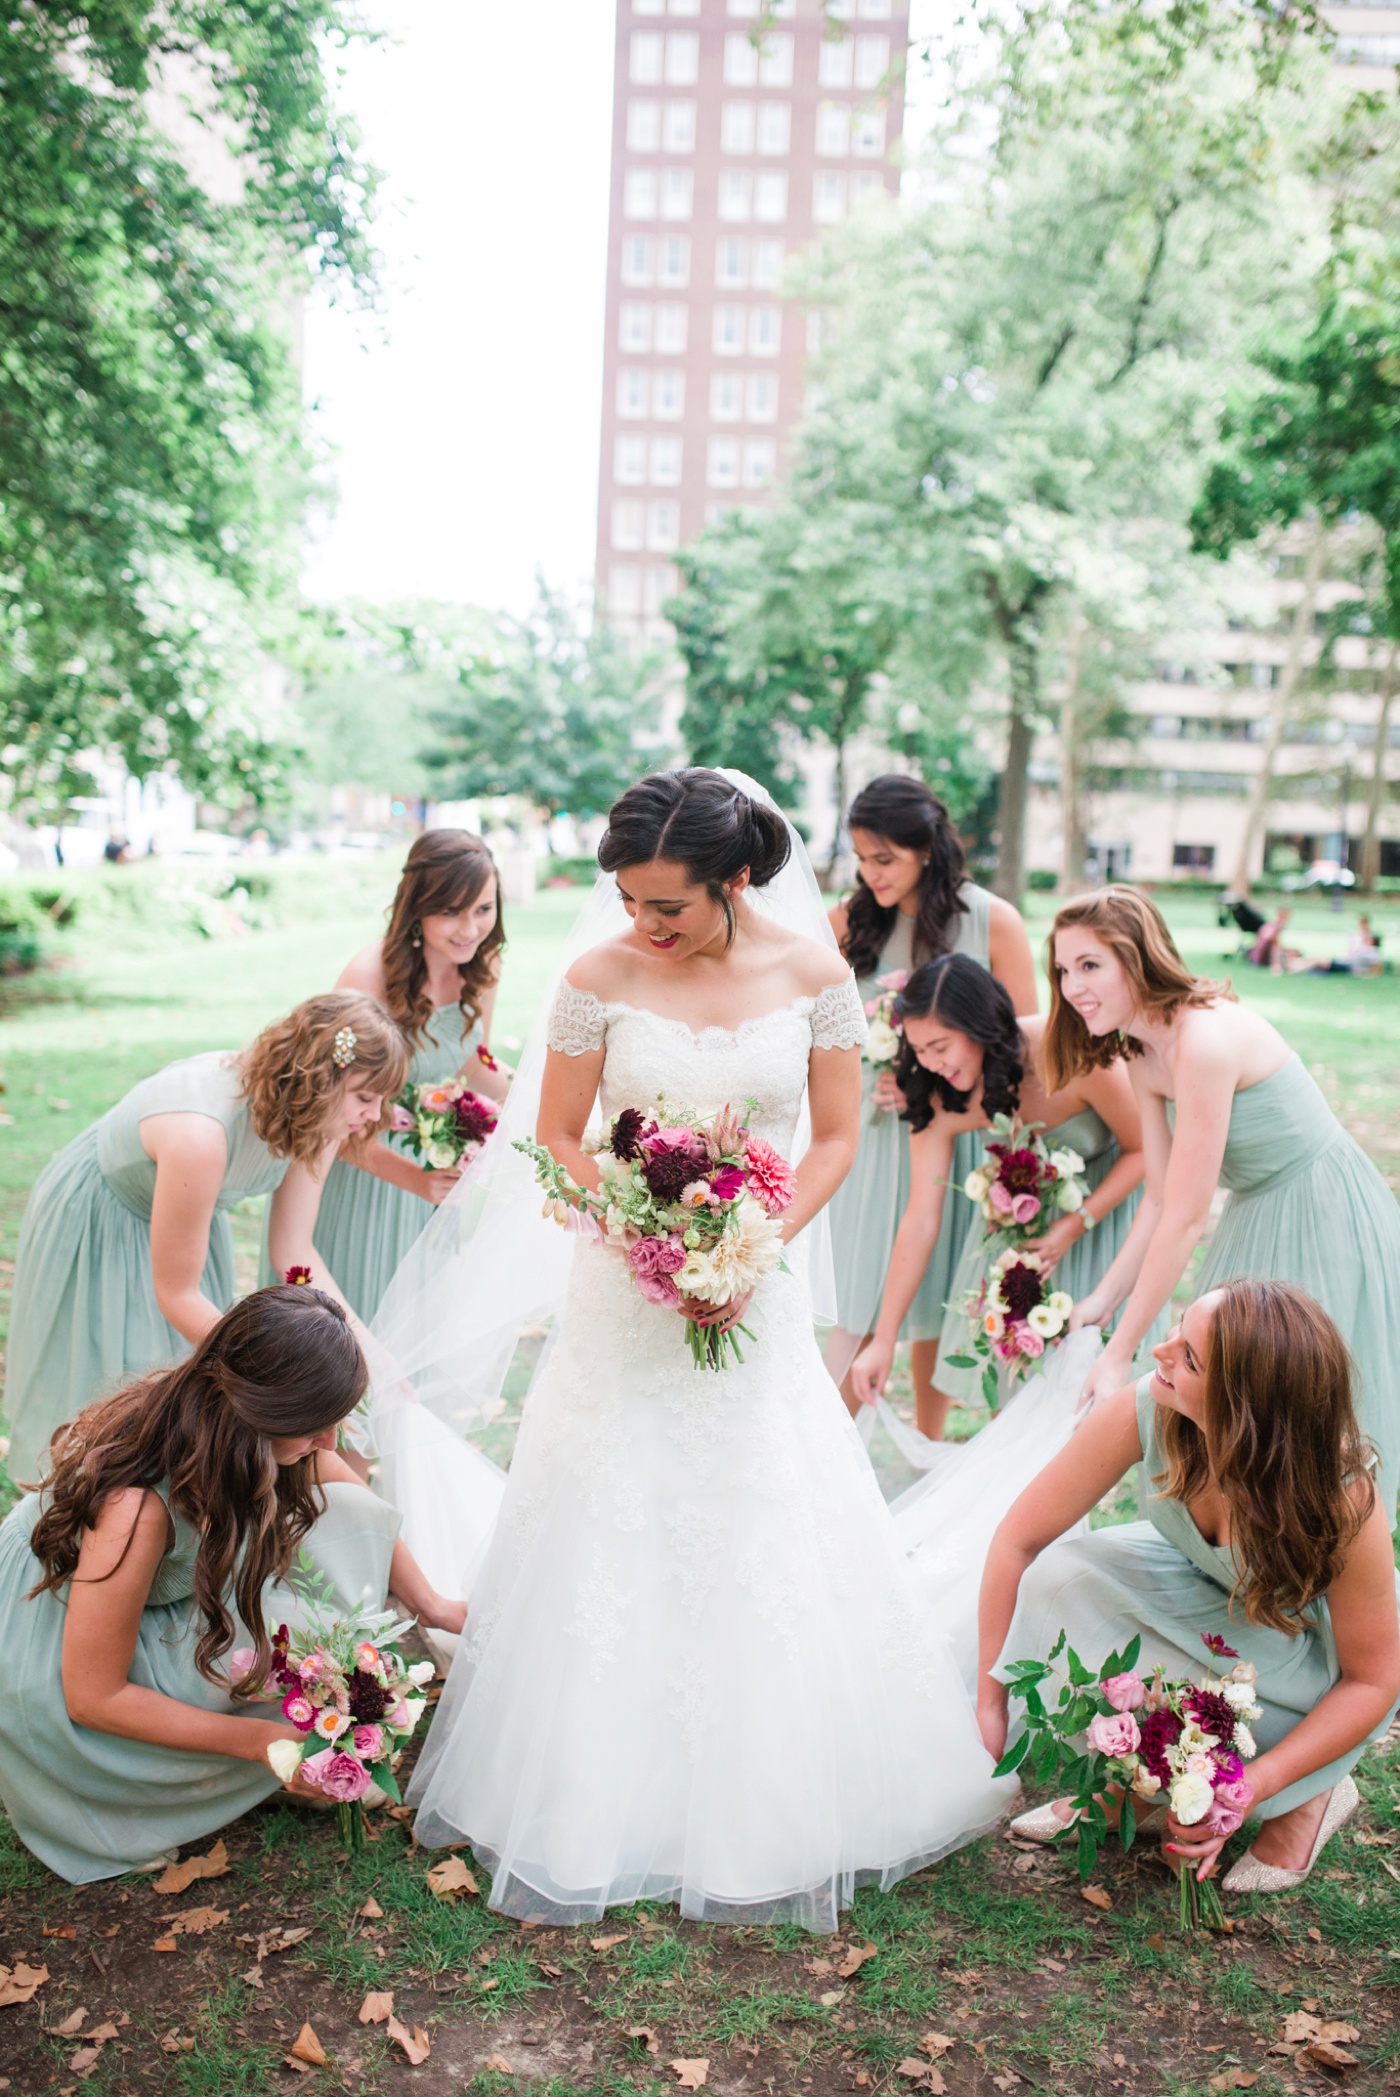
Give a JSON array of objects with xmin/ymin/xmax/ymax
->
[
  {"xmin": 978, "ymin": 1281, "xmax": 1400, "ymax": 1894},
  {"xmin": 310, "ymin": 830, "xmax": 509, "ymax": 1320},
  {"xmin": 826, "ymin": 776, "xmax": 1037, "ymax": 1434},
  {"xmin": 0, "ymin": 1285, "xmax": 466, "ymax": 1883},
  {"xmin": 1048, "ymin": 887, "xmax": 1400, "ymax": 1525},
  {"xmin": 4, "ymin": 991, "xmax": 408, "ymax": 1481},
  {"xmin": 852, "ymin": 956, "xmax": 1146, "ymax": 1428}
]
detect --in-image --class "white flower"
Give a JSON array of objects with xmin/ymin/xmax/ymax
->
[
  {"xmin": 865, "ymin": 1018, "xmax": 900, "ymax": 1064},
  {"xmin": 1027, "ymin": 1303, "xmax": 1065, "ymax": 1338},
  {"xmin": 313, "ymin": 1708, "xmax": 349, "ymax": 1743},
  {"xmin": 1229, "ymin": 1661, "xmax": 1258, "ymax": 1686},
  {"xmin": 425, "ymin": 1140, "xmax": 458, "ymax": 1170},
  {"xmin": 1047, "ymin": 1291, "xmax": 1074, "ymax": 1317},
  {"xmin": 1232, "ymin": 1723, "xmax": 1257, "ymax": 1759},
  {"xmin": 266, "ymin": 1738, "xmax": 305, "ymax": 1784},
  {"xmin": 398, "ymin": 1695, "xmax": 427, "ymax": 1731},
  {"xmin": 1055, "ymin": 1179, "xmax": 1085, "ymax": 1212},
  {"xmin": 1183, "ymin": 1752, "xmax": 1215, "ymax": 1779},
  {"xmin": 1049, "ymin": 1147, "xmax": 1085, "ymax": 1178},
  {"xmin": 1222, "ymin": 1681, "xmax": 1256, "ymax": 1713},
  {"xmin": 678, "ymin": 1244, "xmax": 717, "ymax": 1298},
  {"xmin": 1169, "ymin": 1771, "xmax": 1215, "ymax": 1825},
  {"xmin": 1130, "ymin": 1767, "xmax": 1162, "ymax": 1799},
  {"xmin": 406, "ymin": 1661, "xmax": 435, "ymax": 1688},
  {"xmin": 698, "ymin": 1194, "xmax": 784, "ymax": 1305},
  {"xmin": 964, "ymin": 1167, "xmax": 993, "ymax": 1203},
  {"xmin": 1177, "ymin": 1720, "xmax": 1208, "ymax": 1754}
]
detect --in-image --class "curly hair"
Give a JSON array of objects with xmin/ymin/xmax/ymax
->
[
  {"xmin": 27, "ymin": 1287, "xmax": 367, "ymax": 1693},
  {"xmin": 1151, "ymin": 1280, "xmax": 1373, "ymax": 1635},
  {"xmin": 1043, "ymin": 887, "xmax": 1232, "ymax": 1090},
  {"xmin": 893, "ymin": 954, "xmax": 1025, "ymax": 1134},
  {"xmin": 238, "ymin": 991, "xmax": 410, "ymax": 1163},
  {"xmin": 382, "ymin": 830, "xmax": 504, "ymax": 1049},
  {"xmin": 840, "ymin": 775, "xmax": 968, "ymax": 981}
]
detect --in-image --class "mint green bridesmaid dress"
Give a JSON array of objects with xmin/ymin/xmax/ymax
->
[
  {"xmin": 4, "ymin": 1054, "xmax": 286, "ymax": 1483},
  {"xmin": 994, "ymin": 1378, "xmax": 1400, "ymax": 1820},
  {"xmin": 829, "ymin": 886, "xmax": 993, "ymax": 1343},
  {"xmin": 1190, "ymin": 1055, "xmax": 1400, "ymax": 1527},
  {"xmin": 259, "ymin": 1003, "xmax": 482, "ymax": 1321},
  {"xmin": 0, "ymin": 1476, "xmax": 401, "ymax": 1882}
]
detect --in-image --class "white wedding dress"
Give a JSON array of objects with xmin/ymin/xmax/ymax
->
[{"xmin": 406, "ymin": 977, "xmax": 1017, "ymax": 1928}]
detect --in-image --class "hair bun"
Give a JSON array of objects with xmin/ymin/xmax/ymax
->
[{"xmin": 740, "ymin": 797, "xmax": 791, "ymax": 889}]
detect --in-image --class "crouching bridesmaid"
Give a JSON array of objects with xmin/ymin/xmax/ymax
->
[
  {"xmin": 976, "ymin": 1280, "xmax": 1400, "ymax": 1893},
  {"xmin": 0, "ymin": 1285, "xmax": 465, "ymax": 1884}
]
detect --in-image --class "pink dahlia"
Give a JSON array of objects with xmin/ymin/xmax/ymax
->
[
  {"xmin": 709, "ymin": 1164, "xmax": 746, "ymax": 1202},
  {"xmin": 742, "ymin": 1136, "xmax": 796, "ymax": 1215}
]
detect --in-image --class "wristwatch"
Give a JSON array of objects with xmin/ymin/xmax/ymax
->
[{"xmin": 1079, "ymin": 1208, "xmax": 1097, "ymax": 1232}]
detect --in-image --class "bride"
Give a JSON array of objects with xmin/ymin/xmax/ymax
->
[{"xmin": 389, "ymin": 769, "xmax": 1016, "ymax": 1929}]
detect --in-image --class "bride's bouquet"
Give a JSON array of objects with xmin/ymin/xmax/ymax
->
[
  {"xmin": 962, "ymin": 1115, "xmax": 1088, "ymax": 1247},
  {"xmin": 515, "ymin": 1099, "xmax": 796, "ymax": 1369}
]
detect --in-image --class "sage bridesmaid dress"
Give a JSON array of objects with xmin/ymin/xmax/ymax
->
[
  {"xmin": 994, "ymin": 1377, "xmax": 1400, "ymax": 1819},
  {"xmin": 4, "ymin": 1054, "xmax": 286, "ymax": 1482},
  {"xmin": 829, "ymin": 885, "xmax": 994, "ymax": 1347},
  {"xmin": 0, "ymin": 1476, "xmax": 402, "ymax": 1882}
]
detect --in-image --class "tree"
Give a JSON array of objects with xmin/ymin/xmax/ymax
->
[
  {"xmin": 0, "ymin": 3, "xmax": 375, "ymax": 819},
  {"xmin": 669, "ymin": 530, "xmax": 803, "ymax": 810}
]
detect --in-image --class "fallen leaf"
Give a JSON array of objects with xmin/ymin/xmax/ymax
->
[
  {"xmin": 1307, "ymin": 1927, "xmax": 1324, "ymax": 1943},
  {"xmin": 1146, "ymin": 1934, "xmax": 1167, "ymax": 1952},
  {"xmin": 289, "ymin": 2024, "xmax": 328, "ymax": 2066},
  {"xmin": 896, "ymin": 2062, "xmax": 946, "ymax": 2092},
  {"xmin": 1081, "ymin": 1884, "xmax": 1113, "ymax": 1911},
  {"xmin": 922, "ymin": 2032, "xmax": 956, "ymax": 2058},
  {"xmin": 54, "ymin": 2009, "xmax": 88, "ymax": 2037},
  {"xmin": 152, "ymin": 1937, "xmax": 178, "ymax": 1954},
  {"xmin": 160, "ymin": 1905, "xmax": 227, "ymax": 1937},
  {"xmin": 1208, "ymin": 2074, "xmax": 1258, "ymax": 2092},
  {"xmin": 43, "ymin": 1923, "xmax": 77, "ymax": 1940},
  {"xmin": 385, "ymin": 2014, "xmax": 430, "ymax": 2065},
  {"xmin": 67, "ymin": 2048, "xmax": 101, "ymax": 2078},
  {"xmin": 0, "ymin": 1962, "xmax": 49, "ymax": 2007},
  {"xmin": 241, "ymin": 1967, "xmax": 264, "ymax": 1988},
  {"xmin": 805, "ymin": 1957, "xmax": 835, "ymax": 1977},
  {"xmin": 1317, "ymin": 2024, "xmax": 1361, "ymax": 2045},
  {"xmin": 426, "ymin": 1857, "xmax": 479, "ymax": 1902},
  {"xmin": 480, "ymin": 1978, "xmax": 500, "ymax": 1992},
  {"xmin": 538, "ymin": 1961, "xmax": 564, "ymax": 1978},
  {"xmin": 482, "ymin": 2056, "xmax": 512, "ymax": 2074},
  {"xmin": 991, "ymin": 2078, "xmax": 1020, "ymax": 2094},
  {"xmin": 236, "ymin": 1926, "xmax": 312, "ymax": 1960},
  {"xmin": 1352, "ymin": 1830, "xmax": 1396, "ymax": 1846},
  {"xmin": 670, "ymin": 2062, "xmax": 709, "ymax": 2091},
  {"xmin": 590, "ymin": 1932, "xmax": 628, "ymax": 1951},
  {"xmin": 358, "ymin": 1896, "xmax": 384, "ymax": 1919},
  {"xmin": 628, "ymin": 2026, "xmax": 660, "ymax": 2057},
  {"xmin": 1284, "ymin": 2013, "xmax": 1323, "ymax": 2045},
  {"xmin": 283, "ymin": 2058, "xmax": 314, "ymax": 2077},
  {"xmin": 158, "ymin": 2034, "xmax": 196, "ymax": 2054},
  {"xmin": 358, "ymin": 1991, "xmax": 394, "ymax": 2025},
  {"xmin": 838, "ymin": 1942, "xmax": 878, "ymax": 1978},
  {"xmin": 1303, "ymin": 2039, "xmax": 1358, "ymax": 2071},
  {"xmin": 819, "ymin": 1988, "xmax": 846, "ymax": 2007},
  {"xmin": 153, "ymin": 1840, "xmax": 230, "ymax": 1895}
]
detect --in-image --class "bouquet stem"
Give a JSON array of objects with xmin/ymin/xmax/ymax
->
[
  {"xmin": 1177, "ymin": 1861, "xmax": 1228, "ymax": 1932},
  {"xmin": 337, "ymin": 1801, "xmax": 366, "ymax": 1855}
]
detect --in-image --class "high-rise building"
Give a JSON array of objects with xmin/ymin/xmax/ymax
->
[{"xmin": 594, "ymin": 0, "xmax": 911, "ymax": 646}]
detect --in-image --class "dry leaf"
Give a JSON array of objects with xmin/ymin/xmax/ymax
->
[
  {"xmin": 426, "ymin": 1857, "xmax": 479, "ymax": 1902},
  {"xmin": 290, "ymin": 2024, "xmax": 328, "ymax": 2066},
  {"xmin": 670, "ymin": 2062, "xmax": 710, "ymax": 2090},
  {"xmin": 922, "ymin": 2033, "xmax": 956, "ymax": 2059},
  {"xmin": 1317, "ymin": 2024, "xmax": 1361, "ymax": 2045},
  {"xmin": 1146, "ymin": 1934, "xmax": 1167, "ymax": 1952},
  {"xmin": 805, "ymin": 1957, "xmax": 834, "ymax": 1977},
  {"xmin": 590, "ymin": 1932, "xmax": 628, "ymax": 1951},
  {"xmin": 43, "ymin": 1923, "xmax": 77, "ymax": 1940},
  {"xmin": 236, "ymin": 1926, "xmax": 311, "ymax": 1960},
  {"xmin": 838, "ymin": 1942, "xmax": 878, "ymax": 1978},
  {"xmin": 1302, "ymin": 2039, "xmax": 1358, "ymax": 2072},
  {"xmin": 158, "ymin": 2034, "xmax": 196, "ymax": 2054},
  {"xmin": 241, "ymin": 1967, "xmax": 264, "ymax": 1988},
  {"xmin": 358, "ymin": 1991, "xmax": 394, "ymax": 2025},
  {"xmin": 152, "ymin": 1937, "xmax": 178, "ymax": 1954},
  {"xmin": 992, "ymin": 2078, "xmax": 1021, "ymax": 2094},
  {"xmin": 1307, "ymin": 1927, "xmax": 1324, "ymax": 1943},
  {"xmin": 385, "ymin": 2014, "xmax": 431, "ymax": 2065},
  {"xmin": 896, "ymin": 2062, "xmax": 946, "ymax": 2092},
  {"xmin": 283, "ymin": 2057, "xmax": 314, "ymax": 2077},
  {"xmin": 1208, "ymin": 2074, "xmax": 1258, "ymax": 2092},
  {"xmin": 1081, "ymin": 1884, "xmax": 1113, "ymax": 1911},
  {"xmin": 68, "ymin": 2047, "xmax": 101, "ymax": 2078},
  {"xmin": 537, "ymin": 1961, "xmax": 564, "ymax": 1978},
  {"xmin": 358, "ymin": 1896, "xmax": 384, "ymax": 1919},
  {"xmin": 54, "ymin": 2009, "xmax": 88, "ymax": 2037},
  {"xmin": 628, "ymin": 2026, "xmax": 660, "ymax": 2057},
  {"xmin": 818, "ymin": 1988, "xmax": 846, "ymax": 2007},
  {"xmin": 482, "ymin": 2056, "xmax": 513, "ymax": 2074},
  {"xmin": 160, "ymin": 1905, "xmax": 227, "ymax": 1937},
  {"xmin": 153, "ymin": 1840, "xmax": 230, "ymax": 1895},
  {"xmin": 0, "ymin": 1962, "xmax": 49, "ymax": 2007}
]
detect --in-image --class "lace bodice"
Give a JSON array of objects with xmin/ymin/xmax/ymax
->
[{"xmin": 547, "ymin": 979, "xmax": 866, "ymax": 1158}]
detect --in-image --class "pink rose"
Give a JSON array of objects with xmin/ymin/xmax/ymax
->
[
  {"xmin": 227, "ymin": 1646, "xmax": 256, "ymax": 1684},
  {"xmin": 628, "ymin": 1235, "xmax": 687, "ymax": 1281},
  {"xmin": 389, "ymin": 1103, "xmax": 414, "ymax": 1132},
  {"xmin": 1102, "ymin": 1671, "xmax": 1147, "ymax": 1712},
  {"xmin": 988, "ymin": 1181, "xmax": 1015, "ymax": 1215},
  {"xmin": 742, "ymin": 1136, "xmax": 796, "ymax": 1215},
  {"xmin": 1016, "ymin": 1325, "xmax": 1045, "ymax": 1358},
  {"xmin": 878, "ymin": 968, "xmax": 910, "ymax": 993},
  {"xmin": 1011, "ymin": 1193, "xmax": 1041, "ymax": 1225},
  {"xmin": 647, "ymin": 1126, "xmax": 707, "ymax": 1162},
  {"xmin": 282, "ymin": 1692, "xmax": 316, "ymax": 1730},
  {"xmin": 353, "ymin": 1724, "xmax": 386, "ymax": 1761},
  {"xmin": 632, "ymin": 1269, "xmax": 682, "ymax": 1308},
  {"xmin": 301, "ymin": 1748, "xmax": 371, "ymax": 1802},
  {"xmin": 384, "ymin": 1698, "xmax": 411, "ymax": 1732},
  {"xmin": 1087, "ymin": 1711, "xmax": 1142, "ymax": 1759},
  {"xmin": 1200, "ymin": 1776, "xmax": 1253, "ymax": 1840}
]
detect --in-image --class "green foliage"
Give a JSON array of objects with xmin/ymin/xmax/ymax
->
[{"xmin": 670, "ymin": 529, "xmax": 803, "ymax": 810}]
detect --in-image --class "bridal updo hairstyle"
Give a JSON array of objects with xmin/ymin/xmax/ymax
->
[
  {"xmin": 27, "ymin": 1286, "xmax": 367, "ymax": 1691},
  {"xmin": 237, "ymin": 990, "xmax": 410, "ymax": 1163},
  {"xmin": 382, "ymin": 829, "xmax": 504, "ymax": 1047},
  {"xmin": 893, "ymin": 953, "xmax": 1025, "ymax": 1132},
  {"xmin": 598, "ymin": 769, "xmax": 791, "ymax": 946},
  {"xmin": 841, "ymin": 774, "xmax": 967, "ymax": 980},
  {"xmin": 1043, "ymin": 886, "xmax": 1232, "ymax": 1090}
]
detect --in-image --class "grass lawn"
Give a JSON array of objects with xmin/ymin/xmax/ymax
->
[{"xmin": 1, "ymin": 864, "xmax": 1398, "ymax": 2096}]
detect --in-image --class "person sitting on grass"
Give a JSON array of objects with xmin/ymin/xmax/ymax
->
[
  {"xmin": 0, "ymin": 1284, "xmax": 466, "ymax": 1885},
  {"xmin": 976, "ymin": 1279, "xmax": 1400, "ymax": 1894}
]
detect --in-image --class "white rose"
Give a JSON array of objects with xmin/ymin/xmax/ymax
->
[
  {"xmin": 1049, "ymin": 1147, "xmax": 1085, "ymax": 1178},
  {"xmin": 1232, "ymin": 1723, "xmax": 1257, "ymax": 1759},
  {"xmin": 865, "ymin": 1018, "xmax": 900, "ymax": 1064},
  {"xmin": 1027, "ymin": 1303, "xmax": 1064, "ymax": 1338},
  {"xmin": 266, "ymin": 1738, "xmax": 305, "ymax": 1784},
  {"xmin": 1055, "ymin": 1179, "xmax": 1085, "ymax": 1212},
  {"xmin": 406, "ymin": 1661, "xmax": 436, "ymax": 1687},
  {"xmin": 964, "ymin": 1167, "xmax": 993, "ymax": 1202},
  {"xmin": 1169, "ymin": 1771, "xmax": 1214, "ymax": 1825},
  {"xmin": 425, "ymin": 1140, "xmax": 458, "ymax": 1170},
  {"xmin": 398, "ymin": 1695, "xmax": 427, "ymax": 1731},
  {"xmin": 678, "ymin": 1245, "xmax": 716, "ymax": 1297},
  {"xmin": 1047, "ymin": 1291, "xmax": 1074, "ymax": 1317},
  {"xmin": 1130, "ymin": 1767, "xmax": 1162, "ymax": 1799},
  {"xmin": 1222, "ymin": 1681, "xmax": 1255, "ymax": 1712}
]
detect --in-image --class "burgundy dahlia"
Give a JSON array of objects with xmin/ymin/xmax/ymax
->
[
  {"xmin": 609, "ymin": 1107, "xmax": 654, "ymax": 1161},
  {"xmin": 348, "ymin": 1668, "xmax": 390, "ymax": 1723},
  {"xmin": 1136, "ymin": 1707, "xmax": 1183, "ymax": 1783},
  {"xmin": 992, "ymin": 1145, "xmax": 1043, "ymax": 1194},
  {"xmin": 1182, "ymin": 1688, "xmax": 1238, "ymax": 1746},
  {"xmin": 453, "ymin": 1093, "xmax": 497, "ymax": 1145},
  {"xmin": 639, "ymin": 1147, "xmax": 696, "ymax": 1203},
  {"xmin": 998, "ymin": 1257, "xmax": 1045, "ymax": 1323}
]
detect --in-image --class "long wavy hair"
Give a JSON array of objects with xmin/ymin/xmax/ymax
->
[
  {"xmin": 893, "ymin": 954, "xmax": 1025, "ymax": 1134},
  {"xmin": 27, "ymin": 1288, "xmax": 367, "ymax": 1693},
  {"xmin": 840, "ymin": 775, "xmax": 968, "ymax": 981},
  {"xmin": 1043, "ymin": 887, "xmax": 1232, "ymax": 1089},
  {"xmin": 238, "ymin": 991, "xmax": 409, "ymax": 1162},
  {"xmin": 382, "ymin": 830, "xmax": 504, "ymax": 1048},
  {"xmin": 1152, "ymin": 1280, "xmax": 1373, "ymax": 1634}
]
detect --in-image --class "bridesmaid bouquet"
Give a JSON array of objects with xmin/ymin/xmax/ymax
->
[
  {"xmin": 997, "ymin": 1629, "xmax": 1261, "ymax": 1930},
  {"xmin": 861, "ymin": 969, "xmax": 908, "ymax": 1124},
  {"xmin": 948, "ymin": 1247, "xmax": 1075, "ymax": 1405},
  {"xmin": 962, "ymin": 1114, "xmax": 1088, "ymax": 1247},
  {"xmin": 516, "ymin": 1098, "xmax": 795, "ymax": 1370},
  {"xmin": 245, "ymin": 1576, "xmax": 434, "ymax": 1853},
  {"xmin": 391, "ymin": 1078, "xmax": 498, "ymax": 1171}
]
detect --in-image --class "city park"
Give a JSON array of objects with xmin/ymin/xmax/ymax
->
[{"xmin": 3, "ymin": 5, "xmax": 1400, "ymax": 2096}]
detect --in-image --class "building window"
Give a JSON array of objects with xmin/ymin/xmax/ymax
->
[
  {"xmin": 617, "ymin": 369, "xmax": 649, "ymax": 418},
  {"xmin": 665, "ymin": 32, "xmax": 700, "ymax": 84},
  {"xmin": 851, "ymin": 169, "xmax": 885, "ymax": 206},
  {"xmin": 718, "ymin": 169, "xmax": 753, "ymax": 221},
  {"xmin": 660, "ymin": 168, "xmax": 694, "ymax": 219},
  {"xmin": 815, "ymin": 102, "xmax": 850, "ymax": 156},
  {"xmin": 713, "ymin": 304, "xmax": 746, "ymax": 354},
  {"xmin": 657, "ymin": 234, "xmax": 690, "ymax": 286},
  {"xmin": 854, "ymin": 34, "xmax": 890, "ymax": 87},
  {"xmin": 722, "ymin": 103, "xmax": 756, "ymax": 154},
  {"xmin": 711, "ymin": 372, "xmax": 744, "ymax": 420},
  {"xmin": 743, "ymin": 438, "xmax": 776, "ymax": 487},
  {"xmin": 754, "ymin": 170, "xmax": 788, "ymax": 221},
  {"xmin": 1172, "ymin": 844, "xmax": 1216, "ymax": 873},
  {"xmin": 669, "ymin": 0, "xmax": 701, "ymax": 14},
  {"xmin": 624, "ymin": 169, "xmax": 658, "ymax": 219},
  {"xmin": 708, "ymin": 436, "xmax": 741, "ymax": 488},
  {"xmin": 612, "ymin": 499, "xmax": 646, "ymax": 551},
  {"xmin": 813, "ymin": 171, "xmax": 847, "ymax": 223},
  {"xmin": 630, "ymin": 33, "xmax": 664, "ymax": 84},
  {"xmin": 759, "ymin": 33, "xmax": 794, "ymax": 86},
  {"xmin": 654, "ymin": 301, "xmax": 688, "ymax": 353},
  {"xmin": 716, "ymin": 235, "xmax": 748, "ymax": 287},
  {"xmin": 647, "ymin": 500, "xmax": 681, "ymax": 551},
  {"xmin": 756, "ymin": 102, "xmax": 791, "ymax": 153},
  {"xmin": 749, "ymin": 305, "xmax": 781, "ymax": 354},
  {"xmin": 728, "ymin": 0, "xmax": 794, "ymax": 13},
  {"xmin": 819, "ymin": 37, "xmax": 855, "ymax": 88},
  {"xmin": 807, "ymin": 308, "xmax": 826, "ymax": 352},
  {"xmin": 615, "ymin": 434, "xmax": 647, "ymax": 485},
  {"xmin": 619, "ymin": 301, "xmax": 652, "ymax": 352},
  {"xmin": 634, "ymin": 0, "xmax": 665, "ymax": 13},
  {"xmin": 653, "ymin": 369, "xmax": 685, "ymax": 418},
  {"xmin": 746, "ymin": 372, "xmax": 779, "ymax": 421},
  {"xmin": 724, "ymin": 33, "xmax": 759, "ymax": 86},
  {"xmin": 851, "ymin": 108, "xmax": 886, "ymax": 156},
  {"xmin": 751, "ymin": 237, "xmax": 784, "ymax": 289},
  {"xmin": 1334, "ymin": 35, "xmax": 1400, "ymax": 64},
  {"xmin": 621, "ymin": 235, "xmax": 654, "ymax": 286},
  {"xmin": 663, "ymin": 100, "xmax": 696, "ymax": 152},
  {"xmin": 627, "ymin": 101, "xmax": 661, "ymax": 152},
  {"xmin": 644, "ymin": 564, "xmax": 678, "ymax": 616},
  {"xmin": 859, "ymin": 0, "xmax": 892, "ymax": 13},
  {"xmin": 608, "ymin": 565, "xmax": 643, "ymax": 616},
  {"xmin": 650, "ymin": 435, "xmax": 682, "ymax": 486}
]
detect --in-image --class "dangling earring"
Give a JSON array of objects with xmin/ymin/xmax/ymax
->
[{"xmin": 411, "ymin": 921, "xmax": 423, "ymax": 949}]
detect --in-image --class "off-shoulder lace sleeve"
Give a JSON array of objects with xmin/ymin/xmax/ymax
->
[
  {"xmin": 809, "ymin": 975, "xmax": 867, "ymax": 1052},
  {"xmin": 546, "ymin": 981, "xmax": 608, "ymax": 1055}
]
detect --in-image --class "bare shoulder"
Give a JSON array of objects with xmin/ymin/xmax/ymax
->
[
  {"xmin": 987, "ymin": 894, "xmax": 1028, "ymax": 936},
  {"xmin": 337, "ymin": 942, "xmax": 388, "ymax": 997},
  {"xmin": 1173, "ymin": 1002, "xmax": 1249, "ymax": 1083},
  {"xmin": 563, "ymin": 939, "xmax": 636, "ymax": 1001},
  {"xmin": 79, "ymin": 1486, "xmax": 171, "ymax": 1580},
  {"xmin": 827, "ymin": 897, "xmax": 851, "ymax": 946},
  {"xmin": 779, "ymin": 929, "xmax": 852, "ymax": 996}
]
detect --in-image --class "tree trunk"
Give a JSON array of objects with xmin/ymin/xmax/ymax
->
[
  {"xmin": 1059, "ymin": 616, "xmax": 1091, "ymax": 892},
  {"xmin": 1228, "ymin": 521, "xmax": 1328, "ymax": 894},
  {"xmin": 1358, "ymin": 640, "xmax": 1398, "ymax": 893},
  {"xmin": 994, "ymin": 627, "xmax": 1039, "ymax": 905}
]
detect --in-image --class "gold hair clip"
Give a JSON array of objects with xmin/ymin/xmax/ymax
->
[{"xmin": 331, "ymin": 1026, "xmax": 358, "ymax": 1069}]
